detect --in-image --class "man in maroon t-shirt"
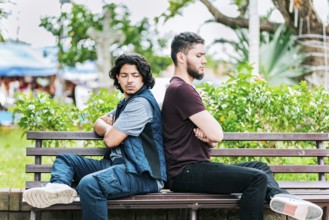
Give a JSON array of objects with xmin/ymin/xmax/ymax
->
[{"xmin": 161, "ymin": 32, "xmax": 322, "ymax": 220}]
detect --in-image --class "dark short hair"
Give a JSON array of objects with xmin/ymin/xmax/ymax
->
[
  {"xmin": 171, "ymin": 32, "xmax": 205, "ymax": 66},
  {"xmin": 109, "ymin": 54, "xmax": 155, "ymax": 93}
]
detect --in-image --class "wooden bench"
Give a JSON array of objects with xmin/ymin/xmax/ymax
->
[{"xmin": 24, "ymin": 131, "xmax": 329, "ymax": 220}]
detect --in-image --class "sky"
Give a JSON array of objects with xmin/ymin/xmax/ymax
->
[
  {"xmin": 1, "ymin": 0, "xmax": 328, "ymax": 60},
  {"xmin": 1, "ymin": 0, "xmax": 239, "ymax": 47}
]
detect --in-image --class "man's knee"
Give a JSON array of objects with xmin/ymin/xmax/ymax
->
[
  {"xmin": 252, "ymin": 169, "xmax": 268, "ymax": 187},
  {"xmin": 78, "ymin": 175, "xmax": 103, "ymax": 199},
  {"xmin": 249, "ymin": 161, "xmax": 271, "ymax": 172}
]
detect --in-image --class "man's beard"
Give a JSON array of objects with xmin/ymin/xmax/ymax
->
[{"xmin": 187, "ymin": 66, "xmax": 204, "ymax": 80}]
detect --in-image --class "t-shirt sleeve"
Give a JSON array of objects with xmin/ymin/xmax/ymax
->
[
  {"xmin": 113, "ymin": 97, "xmax": 153, "ymax": 137},
  {"xmin": 175, "ymin": 84, "xmax": 206, "ymax": 120}
]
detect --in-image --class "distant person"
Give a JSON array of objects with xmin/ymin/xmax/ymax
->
[
  {"xmin": 161, "ymin": 31, "xmax": 323, "ymax": 220},
  {"xmin": 23, "ymin": 54, "xmax": 167, "ymax": 220}
]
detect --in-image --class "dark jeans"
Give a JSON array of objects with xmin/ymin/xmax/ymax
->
[
  {"xmin": 50, "ymin": 153, "xmax": 158, "ymax": 220},
  {"xmin": 171, "ymin": 161, "xmax": 287, "ymax": 220}
]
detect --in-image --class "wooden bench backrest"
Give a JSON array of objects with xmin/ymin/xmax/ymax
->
[{"xmin": 25, "ymin": 131, "xmax": 329, "ymax": 189}]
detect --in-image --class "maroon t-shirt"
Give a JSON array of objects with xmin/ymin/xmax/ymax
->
[{"xmin": 162, "ymin": 77, "xmax": 210, "ymax": 181}]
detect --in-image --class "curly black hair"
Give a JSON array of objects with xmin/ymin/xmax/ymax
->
[
  {"xmin": 171, "ymin": 32, "xmax": 205, "ymax": 66},
  {"xmin": 109, "ymin": 54, "xmax": 155, "ymax": 93}
]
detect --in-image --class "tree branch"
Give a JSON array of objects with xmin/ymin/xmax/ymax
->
[
  {"xmin": 272, "ymin": 0, "xmax": 293, "ymax": 26},
  {"xmin": 199, "ymin": 0, "xmax": 279, "ymax": 33},
  {"xmin": 199, "ymin": 0, "xmax": 329, "ymax": 35}
]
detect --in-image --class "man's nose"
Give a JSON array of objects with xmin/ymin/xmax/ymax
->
[{"xmin": 127, "ymin": 75, "xmax": 133, "ymax": 82}]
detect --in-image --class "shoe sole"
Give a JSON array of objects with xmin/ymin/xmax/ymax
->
[
  {"xmin": 23, "ymin": 187, "xmax": 77, "ymax": 208},
  {"xmin": 270, "ymin": 197, "xmax": 323, "ymax": 220}
]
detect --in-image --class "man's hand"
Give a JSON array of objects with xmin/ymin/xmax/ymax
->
[
  {"xmin": 193, "ymin": 127, "xmax": 218, "ymax": 147},
  {"xmin": 93, "ymin": 114, "xmax": 113, "ymax": 137},
  {"xmin": 189, "ymin": 110, "xmax": 223, "ymax": 143},
  {"xmin": 101, "ymin": 114, "xmax": 114, "ymax": 126}
]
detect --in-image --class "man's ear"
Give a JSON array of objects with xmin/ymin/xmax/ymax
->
[{"xmin": 177, "ymin": 52, "xmax": 185, "ymax": 64}]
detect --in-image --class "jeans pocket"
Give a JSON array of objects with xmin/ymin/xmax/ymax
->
[{"xmin": 93, "ymin": 165, "xmax": 130, "ymax": 199}]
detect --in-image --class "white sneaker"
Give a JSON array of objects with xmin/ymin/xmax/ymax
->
[
  {"xmin": 270, "ymin": 193, "xmax": 323, "ymax": 220},
  {"xmin": 23, "ymin": 183, "xmax": 77, "ymax": 208}
]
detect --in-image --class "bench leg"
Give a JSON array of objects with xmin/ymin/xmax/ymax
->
[
  {"xmin": 30, "ymin": 208, "xmax": 38, "ymax": 220},
  {"xmin": 190, "ymin": 209, "xmax": 197, "ymax": 220},
  {"xmin": 323, "ymin": 206, "xmax": 328, "ymax": 220}
]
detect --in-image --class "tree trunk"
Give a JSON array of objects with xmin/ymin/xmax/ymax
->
[
  {"xmin": 276, "ymin": 0, "xmax": 329, "ymax": 88},
  {"xmin": 298, "ymin": 34, "xmax": 329, "ymax": 88}
]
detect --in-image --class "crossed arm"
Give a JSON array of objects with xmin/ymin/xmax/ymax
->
[
  {"xmin": 93, "ymin": 114, "xmax": 128, "ymax": 148},
  {"xmin": 190, "ymin": 110, "xmax": 224, "ymax": 147}
]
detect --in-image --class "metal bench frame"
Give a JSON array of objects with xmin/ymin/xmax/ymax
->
[{"xmin": 25, "ymin": 131, "xmax": 329, "ymax": 220}]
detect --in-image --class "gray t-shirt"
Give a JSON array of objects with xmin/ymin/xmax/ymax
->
[{"xmin": 108, "ymin": 97, "xmax": 153, "ymax": 162}]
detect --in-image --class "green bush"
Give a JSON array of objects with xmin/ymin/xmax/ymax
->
[
  {"xmin": 80, "ymin": 89, "xmax": 122, "ymax": 131},
  {"xmin": 12, "ymin": 92, "xmax": 79, "ymax": 132},
  {"xmin": 201, "ymin": 72, "xmax": 329, "ymax": 133},
  {"xmin": 199, "ymin": 66, "xmax": 329, "ymax": 180},
  {"xmin": 11, "ymin": 89, "xmax": 121, "ymax": 133},
  {"xmin": 10, "ymin": 89, "xmax": 121, "ymax": 148}
]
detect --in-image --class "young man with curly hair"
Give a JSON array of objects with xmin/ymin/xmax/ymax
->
[{"xmin": 23, "ymin": 54, "xmax": 167, "ymax": 220}]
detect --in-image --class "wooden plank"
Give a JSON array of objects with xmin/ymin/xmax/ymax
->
[
  {"xmin": 25, "ymin": 181, "xmax": 329, "ymax": 190},
  {"xmin": 26, "ymin": 165, "xmax": 52, "ymax": 173},
  {"xmin": 270, "ymin": 165, "xmax": 329, "ymax": 173},
  {"xmin": 26, "ymin": 148, "xmax": 107, "ymax": 156},
  {"xmin": 27, "ymin": 131, "xmax": 102, "ymax": 140},
  {"xmin": 27, "ymin": 148, "xmax": 329, "ymax": 157},
  {"xmin": 26, "ymin": 131, "xmax": 329, "ymax": 141},
  {"xmin": 25, "ymin": 164, "xmax": 329, "ymax": 174},
  {"xmin": 210, "ymin": 148, "xmax": 329, "ymax": 157},
  {"xmin": 26, "ymin": 181, "xmax": 48, "ymax": 189},
  {"xmin": 278, "ymin": 181, "xmax": 329, "ymax": 189},
  {"xmin": 223, "ymin": 132, "xmax": 329, "ymax": 141},
  {"xmin": 35, "ymin": 202, "xmax": 240, "ymax": 210}
]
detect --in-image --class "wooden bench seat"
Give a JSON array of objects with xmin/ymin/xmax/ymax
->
[{"xmin": 24, "ymin": 131, "xmax": 329, "ymax": 220}]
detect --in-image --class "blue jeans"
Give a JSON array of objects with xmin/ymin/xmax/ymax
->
[
  {"xmin": 50, "ymin": 153, "xmax": 158, "ymax": 220},
  {"xmin": 170, "ymin": 161, "xmax": 287, "ymax": 220}
]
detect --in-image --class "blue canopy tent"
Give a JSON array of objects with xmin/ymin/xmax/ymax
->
[
  {"xmin": 0, "ymin": 43, "xmax": 57, "ymax": 77},
  {"xmin": 0, "ymin": 43, "xmax": 58, "ymax": 125}
]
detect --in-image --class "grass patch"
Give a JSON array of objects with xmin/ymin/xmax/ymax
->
[
  {"xmin": 0, "ymin": 126, "xmax": 33, "ymax": 188},
  {"xmin": 0, "ymin": 127, "xmax": 100, "ymax": 188}
]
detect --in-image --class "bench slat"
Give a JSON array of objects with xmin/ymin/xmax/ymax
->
[
  {"xmin": 26, "ymin": 164, "xmax": 329, "ymax": 173},
  {"xmin": 25, "ymin": 181, "xmax": 329, "ymax": 190},
  {"xmin": 224, "ymin": 132, "xmax": 329, "ymax": 141},
  {"xmin": 210, "ymin": 148, "xmax": 329, "ymax": 157},
  {"xmin": 26, "ymin": 148, "xmax": 107, "ymax": 156},
  {"xmin": 270, "ymin": 165, "xmax": 329, "ymax": 173},
  {"xmin": 27, "ymin": 131, "xmax": 329, "ymax": 141},
  {"xmin": 26, "ymin": 148, "xmax": 329, "ymax": 157},
  {"xmin": 279, "ymin": 181, "xmax": 329, "ymax": 189},
  {"xmin": 27, "ymin": 131, "xmax": 102, "ymax": 140}
]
